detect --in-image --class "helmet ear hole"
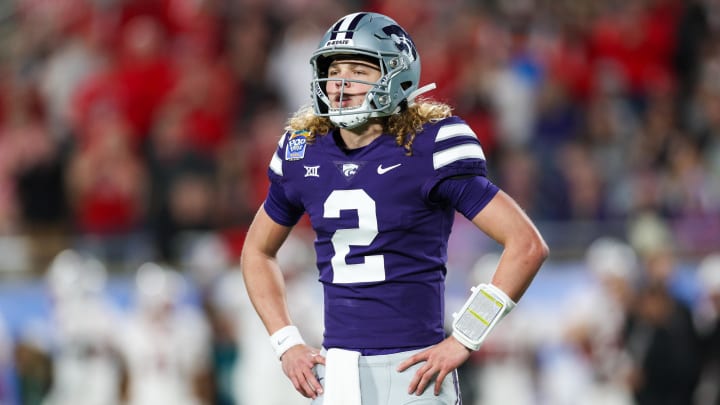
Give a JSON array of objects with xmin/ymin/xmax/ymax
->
[
  {"xmin": 316, "ymin": 56, "xmax": 332, "ymax": 78},
  {"xmin": 401, "ymin": 81, "xmax": 413, "ymax": 91}
]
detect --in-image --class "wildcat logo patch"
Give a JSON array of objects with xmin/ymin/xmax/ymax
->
[
  {"xmin": 342, "ymin": 163, "xmax": 359, "ymax": 177},
  {"xmin": 286, "ymin": 130, "xmax": 309, "ymax": 161},
  {"xmin": 335, "ymin": 161, "xmax": 364, "ymax": 181}
]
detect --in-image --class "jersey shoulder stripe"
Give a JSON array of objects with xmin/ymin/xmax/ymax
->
[
  {"xmin": 435, "ymin": 122, "xmax": 476, "ymax": 142},
  {"xmin": 433, "ymin": 143, "xmax": 485, "ymax": 169},
  {"xmin": 269, "ymin": 132, "xmax": 288, "ymax": 177},
  {"xmin": 430, "ymin": 118, "xmax": 486, "ymax": 170}
]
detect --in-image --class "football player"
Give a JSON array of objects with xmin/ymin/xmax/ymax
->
[{"xmin": 241, "ymin": 12, "xmax": 549, "ymax": 404}]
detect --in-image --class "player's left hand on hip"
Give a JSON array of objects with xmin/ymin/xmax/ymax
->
[{"xmin": 396, "ymin": 337, "xmax": 471, "ymax": 396}]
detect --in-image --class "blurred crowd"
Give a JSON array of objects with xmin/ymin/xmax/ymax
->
[
  {"xmin": 0, "ymin": 0, "xmax": 719, "ymax": 404},
  {"xmin": 0, "ymin": 0, "xmax": 718, "ymax": 270}
]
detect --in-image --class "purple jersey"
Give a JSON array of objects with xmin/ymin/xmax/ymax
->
[{"xmin": 264, "ymin": 116, "xmax": 490, "ymax": 352}]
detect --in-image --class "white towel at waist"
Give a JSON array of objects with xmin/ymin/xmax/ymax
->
[{"xmin": 322, "ymin": 348, "xmax": 361, "ymax": 405}]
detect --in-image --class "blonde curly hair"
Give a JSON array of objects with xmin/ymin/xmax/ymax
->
[{"xmin": 285, "ymin": 99, "xmax": 453, "ymax": 155}]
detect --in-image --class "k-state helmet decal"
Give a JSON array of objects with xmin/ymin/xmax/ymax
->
[{"xmin": 382, "ymin": 25, "xmax": 417, "ymax": 62}]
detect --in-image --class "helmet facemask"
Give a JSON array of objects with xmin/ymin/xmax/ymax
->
[{"xmin": 312, "ymin": 54, "xmax": 401, "ymax": 128}]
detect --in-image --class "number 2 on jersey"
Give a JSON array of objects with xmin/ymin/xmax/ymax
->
[{"xmin": 323, "ymin": 189, "xmax": 386, "ymax": 283}]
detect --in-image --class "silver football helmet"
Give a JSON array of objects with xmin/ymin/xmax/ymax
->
[{"xmin": 310, "ymin": 12, "xmax": 421, "ymax": 128}]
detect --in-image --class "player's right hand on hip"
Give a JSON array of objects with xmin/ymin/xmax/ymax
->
[{"xmin": 281, "ymin": 344, "xmax": 326, "ymax": 399}]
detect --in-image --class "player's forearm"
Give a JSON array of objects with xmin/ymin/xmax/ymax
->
[
  {"xmin": 490, "ymin": 232, "xmax": 548, "ymax": 302},
  {"xmin": 240, "ymin": 207, "xmax": 297, "ymax": 334},
  {"xmin": 242, "ymin": 253, "xmax": 309, "ymax": 359},
  {"xmin": 472, "ymin": 191, "xmax": 549, "ymax": 302},
  {"xmin": 241, "ymin": 251, "xmax": 293, "ymax": 334}
]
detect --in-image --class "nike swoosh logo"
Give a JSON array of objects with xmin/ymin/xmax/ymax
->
[
  {"xmin": 277, "ymin": 336, "xmax": 289, "ymax": 345},
  {"xmin": 377, "ymin": 163, "xmax": 402, "ymax": 174}
]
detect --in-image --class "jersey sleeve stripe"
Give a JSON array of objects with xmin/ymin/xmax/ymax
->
[
  {"xmin": 433, "ymin": 143, "xmax": 486, "ymax": 169},
  {"xmin": 435, "ymin": 123, "xmax": 476, "ymax": 142}
]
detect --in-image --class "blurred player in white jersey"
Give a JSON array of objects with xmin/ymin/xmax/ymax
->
[
  {"xmin": 541, "ymin": 238, "xmax": 638, "ymax": 405},
  {"xmin": 42, "ymin": 250, "xmax": 125, "ymax": 405},
  {"xmin": 119, "ymin": 262, "xmax": 211, "ymax": 405}
]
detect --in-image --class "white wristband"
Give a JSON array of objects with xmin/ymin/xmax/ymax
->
[{"xmin": 269, "ymin": 325, "xmax": 305, "ymax": 359}]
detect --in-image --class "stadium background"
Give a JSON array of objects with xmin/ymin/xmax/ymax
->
[{"xmin": 0, "ymin": 0, "xmax": 718, "ymax": 404}]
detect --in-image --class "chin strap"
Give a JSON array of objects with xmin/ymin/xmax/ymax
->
[{"xmin": 407, "ymin": 83, "xmax": 437, "ymax": 106}]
